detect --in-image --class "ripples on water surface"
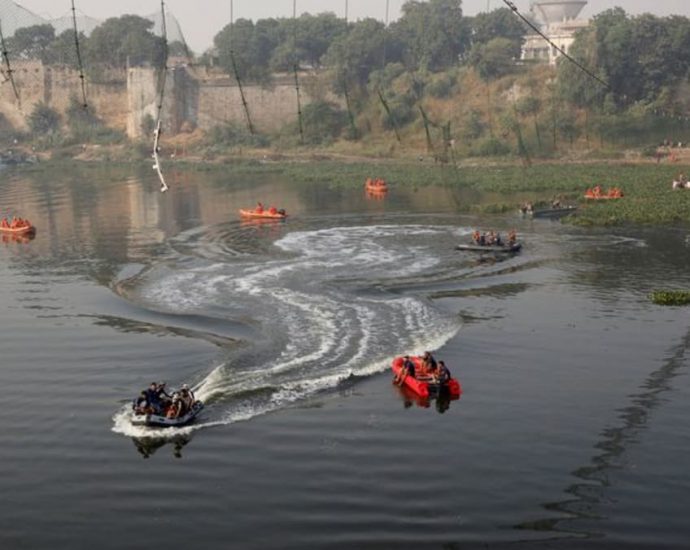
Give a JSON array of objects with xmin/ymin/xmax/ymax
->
[{"xmin": 1, "ymin": 167, "xmax": 689, "ymax": 549}]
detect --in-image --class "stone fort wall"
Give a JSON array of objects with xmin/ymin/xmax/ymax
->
[{"xmin": 0, "ymin": 60, "xmax": 335, "ymax": 138}]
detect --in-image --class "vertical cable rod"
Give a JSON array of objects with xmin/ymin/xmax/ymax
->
[
  {"xmin": 71, "ymin": 0, "xmax": 88, "ymax": 109},
  {"xmin": 229, "ymin": 0, "xmax": 255, "ymax": 134},
  {"xmin": 292, "ymin": 0, "xmax": 304, "ymax": 143},
  {"xmin": 0, "ymin": 19, "xmax": 21, "ymax": 108},
  {"xmin": 153, "ymin": 0, "xmax": 169, "ymax": 192}
]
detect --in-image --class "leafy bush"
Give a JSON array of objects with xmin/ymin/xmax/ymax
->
[
  {"xmin": 301, "ymin": 101, "xmax": 348, "ymax": 145},
  {"xmin": 461, "ymin": 109, "xmax": 486, "ymax": 140},
  {"xmin": 28, "ymin": 102, "xmax": 60, "ymax": 135},
  {"xmin": 141, "ymin": 114, "xmax": 155, "ymax": 137},
  {"xmin": 65, "ymin": 97, "xmax": 125, "ymax": 144},
  {"xmin": 426, "ymin": 73, "xmax": 456, "ymax": 99},
  {"xmin": 207, "ymin": 123, "xmax": 270, "ymax": 147},
  {"xmin": 472, "ymin": 136, "xmax": 511, "ymax": 156},
  {"xmin": 379, "ymin": 91, "xmax": 417, "ymax": 131}
]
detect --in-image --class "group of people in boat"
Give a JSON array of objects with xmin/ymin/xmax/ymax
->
[
  {"xmin": 365, "ymin": 178, "xmax": 387, "ymax": 189},
  {"xmin": 519, "ymin": 197, "xmax": 565, "ymax": 215},
  {"xmin": 254, "ymin": 202, "xmax": 286, "ymax": 216},
  {"xmin": 472, "ymin": 229, "xmax": 517, "ymax": 246},
  {"xmin": 132, "ymin": 382, "xmax": 196, "ymax": 419},
  {"xmin": 519, "ymin": 201, "xmax": 534, "ymax": 215},
  {"xmin": 1, "ymin": 216, "xmax": 32, "ymax": 229},
  {"xmin": 672, "ymin": 173, "xmax": 690, "ymax": 189},
  {"xmin": 394, "ymin": 351, "xmax": 452, "ymax": 387},
  {"xmin": 585, "ymin": 185, "xmax": 624, "ymax": 198}
]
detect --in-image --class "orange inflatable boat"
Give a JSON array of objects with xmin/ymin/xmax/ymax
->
[
  {"xmin": 239, "ymin": 208, "xmax": 287, "ymax": 219},
  {"xmin": 365, "ymin": 178, "xmax": 387, "ymax": 193},
  {"xmin": 391, "ymin": 356, "xmax": 461, "ymax": 398}
]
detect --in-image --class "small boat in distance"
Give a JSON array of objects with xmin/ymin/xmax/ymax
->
[
  {"xmin": 239, "ymin": 206, "xmax": 287, "ymax": 219},
  {"xmin": 456, "ymin": 242, "xmax": 522, "ymax": 253},
  {"xmin": 365, "ymin": 177, "xmax": 387, "ymax": 193},
  {"xmin": 0, "ymin": 216, "xmax": 35, "ymax": 235},
  {"xmin": 459, "ymin": 229, "xmax": 521, "ymax": 253},
  {"xmin": 0, "ymin": 224, "xmax": 36, "ymax": 235},
  {"xmin": 584, "ymin": 186, "xmax": 623, "ymax": 200},
  {"xmin": 525, "ymin": 206, "xmax": 578, "ymax": 219}
]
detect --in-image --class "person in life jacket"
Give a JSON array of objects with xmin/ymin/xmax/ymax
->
[
  {"xmin": 143, "ymin": 382, "xmax": 171, "ymax": 414},
  {"xmin": 255, "ymin": 202, "xmax": 264, "ymax": 213},
  {"xmin": 394, "ymin": 356, "xmax": 416, "ymax": 386},
  {"xmin": 167, "ymin": 393, "xmax": 184, "ymax": 419},
  {"xmin": 437, "ymin": 361, "xmax": 451, "ymax": 386},
  {"xmin": 422, "ymin": 351, "xmax": 437, "ymax": 375},
  {"xmin": 132, "ymin": 391, "xmax": 150, "ymax": 414},
  {"xmin": 179, "ymin": 384, "xmax": 195, "ymax": 412}
]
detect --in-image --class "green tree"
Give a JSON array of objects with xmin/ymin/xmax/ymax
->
[
  {"xmin": 7, "ymin": 24, "xmax": 55, "ymax": 63},
  {"xmin": 393, "ymin": 0, "xmax": 470, "ymax": 71},
  {"xmin": 44, "ymin": 30, "xmax": 85, "ymax": 66},
  {"xmin": 468, "ymin": 37, "xmax": 516, "ymax": 81},
  {"xmin": 214, "ymin": 19, "xmax": 273, "ymax": 83},
  {"xmin": 297, "ymin": 13, "xmax": 348, "ymax": 68},
  {"xmin": 559, "ymin": 9, "xmax": 690, "ymax": 109},
  {"xmin": 470, "ymin": 8, "xmax": 526, "ymax": 59},
  {"xmin": 86, "ymin": 15, "xmax": 166, "ymax": 68},
  {"xmin": 324, "ymin": 19, "xmax": 402, "ymax": 87}
]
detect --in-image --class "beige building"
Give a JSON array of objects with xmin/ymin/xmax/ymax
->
[{"xmin": 521, "ymin": 1, "xmax": 590, "ymax": 65}]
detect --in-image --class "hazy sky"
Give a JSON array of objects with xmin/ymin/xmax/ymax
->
[{"xmin": 15, "ymin": 0, "xmax": 690, "ymax": 54}]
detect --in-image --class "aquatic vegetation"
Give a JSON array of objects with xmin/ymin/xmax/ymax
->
[
  {"xmin": 277, "ymin": 161, "xmax": 690, "ymax": 226},
  {"xmin": 18, "ymin": 157, "xmax": 690, "ymax": 227},
  {"xmin": 650, "ymin": 290, "xmax": 690, "ymax": 306}
]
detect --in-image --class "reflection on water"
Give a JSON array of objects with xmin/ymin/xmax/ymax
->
[
  {"xmin": 365, "ymin": 189, "xmax": 387, "ymax": 201},
  {"xmin": 132, "ymin": 434, "xmax": 193, "ymax": 459},
  {"xmin": 1, "ymin": 231, "xmax": 36, "ymax": 245},
  {"xmin": 394, "ymin": 384, "xmax": 459, "ymax": 414},
  {"xmin": 516, "ymin": 328, "xmax": 690, "ymax": 539}
]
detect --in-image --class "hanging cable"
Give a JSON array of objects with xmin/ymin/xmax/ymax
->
[
  {"xmin": 229, "ymin": 0, "xmax": 255, "ymax": 134},
  {"xmin": 152, "ymin": 0, "xmax": 169, "ymax": 192},
  {"xmin": 419, "ymin": 106, "xmax": 434, "ymax": 153},
  {"xmin": 342, "ymin": 79, "xmax": 358, "ymax": 139},
  {"xmin": 502, "ymin": 0, "xmax": 609, "ymax": 89},
  {"xmin": 339, "ymin": 2, "xmax": 357, "ymax": 139},
  {"xmin": 292, "ymin": 0, "xmax": 304, "ymax": 143},
  {"xmin": 0, "ymin": 19, "xmax": 21, "ymax": 108},
  {"xmin": 71, "ymin": 0, "xmax": 88, "ymax": 109},
  {"xmin": 376, "ymin": 0, "xmax": 401, "ymax": 142}
]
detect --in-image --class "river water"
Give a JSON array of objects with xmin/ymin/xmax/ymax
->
[{"xmin": 1, "ymin": 165, "xmax": 689, "ymax": 549}]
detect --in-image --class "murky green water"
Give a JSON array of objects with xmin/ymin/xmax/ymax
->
[{"xmin": 1, "ymin": 165, "xmax": 689, "ymax": 549}]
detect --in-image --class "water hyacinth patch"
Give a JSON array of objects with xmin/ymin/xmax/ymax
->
[{"xmin": 650, "ymin": 290, "xmax": 690, "ymax": 306}]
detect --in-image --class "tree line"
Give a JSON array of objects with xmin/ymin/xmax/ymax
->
[
  {"xmin": 9, "ymin": 2, "xmax": 690, "ymax": 153},
  {"xmin": 5, "ymin": 1, "xmax": 526, "ymax": 82}
]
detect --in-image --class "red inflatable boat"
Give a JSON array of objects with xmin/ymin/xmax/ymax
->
[{"xmin": 391, "ymin": 356, "xmax": 461, "ymax": 398}]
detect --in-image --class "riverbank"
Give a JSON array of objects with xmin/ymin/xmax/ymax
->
[{"xmin": 9, "ymin": 145, "xmax": 690, "ymax": 227}]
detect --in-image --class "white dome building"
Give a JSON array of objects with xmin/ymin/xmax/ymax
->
[{"xmin": 522, "ymin": 1, "xmax": 590, "ymax": 65}]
